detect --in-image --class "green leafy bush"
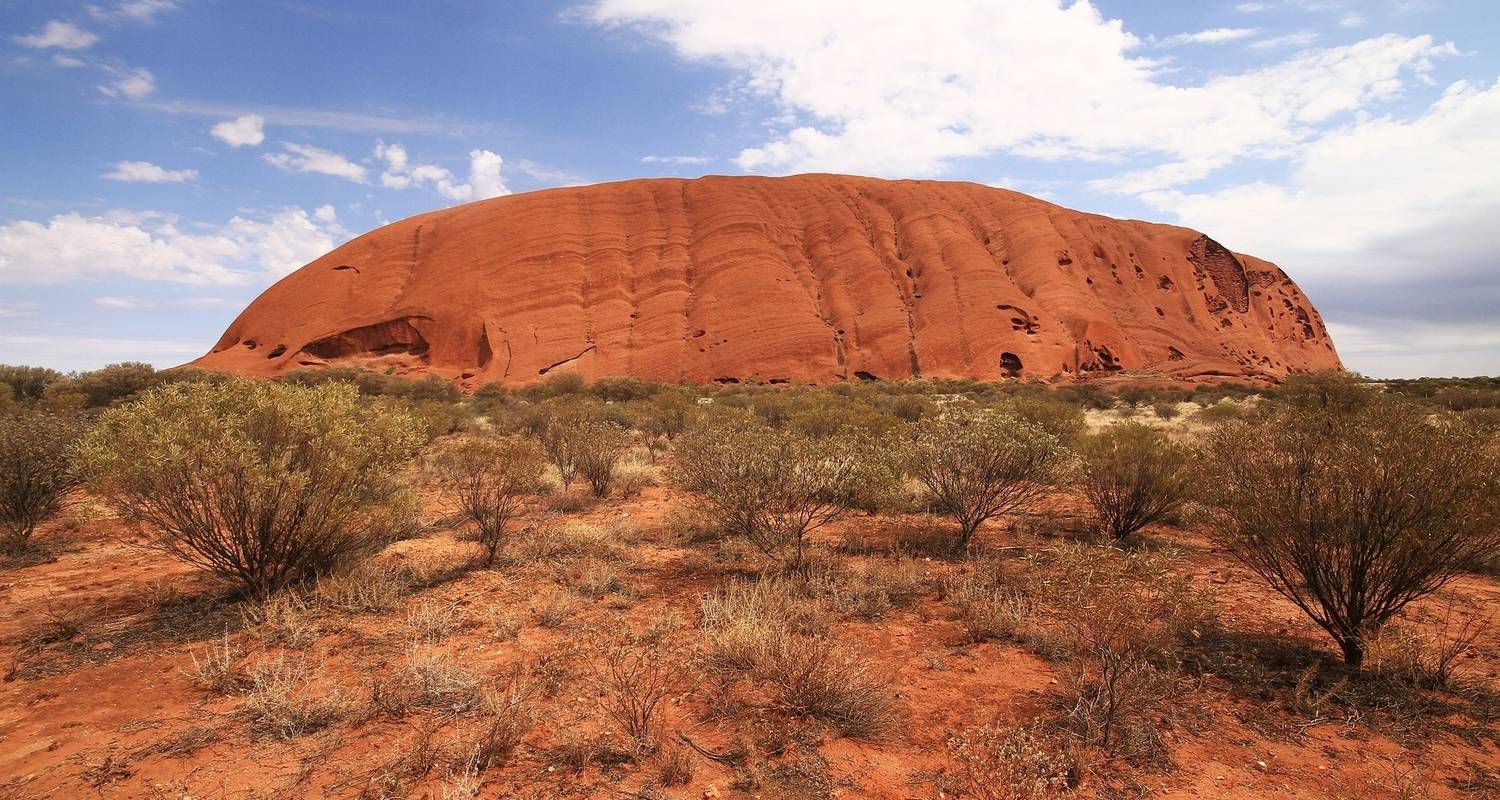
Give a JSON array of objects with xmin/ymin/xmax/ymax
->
[
  {"xmin": 1202, "ymin": 397, "xmax": 1500, "ymax": 668},
  {"xmin": 0, "ymin": 410, "xmax": 87, "ymax": 553},
  {"xmin": 79, "ymin": 380, "xmax": 423, "ymax": 599},
  {"xmin": 427, "ymin": 434, "xmax": 546, "ymax": 565},
  {"xmin": 908, "ymin": 407, "xmax": 1072, "ymax": 551},
  {"xmin": 1077, "ymin": 423, "xmax": 1190, "ymax": 542}
]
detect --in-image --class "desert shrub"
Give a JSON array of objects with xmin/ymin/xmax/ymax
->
[
  {"xmin": 428, "ymin": 434, "xmax": 546, "ymax": 566},
  {"xmin": 943, "ymin": 724, "xmax": 1077, "ymax": 800},
  {"xmin": 596, "ymin": 645, "xmax": 675, "ymax": 754},
  {"xmin": 1192, "ymin": 401, "xmax": 1243, "ymax": 425},
  {"xmin": 1033, "ymin": 544, "xmax": 1210, "ymax": 764},
  {"xmin": 1201, "ymin": 397, "xmax": 1500, "ymax": 668},
  {"xmin": 1272, "ymin": 369, "xmax": 1377, "ymax": 413},
  {"xmin": 574, "ymin": 419, "xmax": 633, "ymax": 497},
  {"xmin": 533, "ymin": 399, "xmax": 613, "ymax": 489},
  {"xmin": 1151, "ymin": 401, "xmax": 1180, "ymax": 420},
  {"xmin": 1077, "ymin": 423, "xmax": 1191, "ymax": 542},
  {"xmin": 64, "ymin": 361, "xmax": 159, "ymax": 407},
  {"xmin": 532, "ymin": 588, "xmax": 577, "ymax": 628},
  {"xmin": 79, "ymin": 380, "xmax": 423, "ymax": 600},
  {"xmin": 674, "ymin": 418, "xmax": 892, "ymax": 572},
  {"xmin": 995, "ymin": 396, "xmax": 1087, "ymax": 447},
  {"xmin": 0, "ymin": 365, "xmax": 65, "ymax": 401},
  {"xmin": 908, "ymin": 407, "xmax": 1072, "ymax": 552},
  {"xmin": 0, "ymin": 409, "xmax": 87, "ymax": 554}
]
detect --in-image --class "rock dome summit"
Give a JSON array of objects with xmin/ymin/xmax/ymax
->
[{"xmin": 191, "ymin": 174, "xmax": 1341, "ymax": 387}]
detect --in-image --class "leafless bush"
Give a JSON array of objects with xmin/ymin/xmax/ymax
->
[
  {"xmin": 79, "ymin": 380, "xmax": 423, "ymax": 600},
  {"xmin": 465, "ymin": 676, "xmax": 535, "ymax": 769},
  {"xmin": 908, "ymin": 407, "xmax": 1071, "ymax": 552},
  {"xmin": 596, "ymin": 645, "xmax": 675, "ymax": 754},
  {"xmin": 0, "ymin": 409, "xmax": 86, "ymax": 554},
  {"xmin": 942, "ymin": 724, "xmax": 1078, "ymax": 800},
  {"xmin": 1202, "ymin": 397, "xmax": 1500, "ymax": 668},
  {"xmin": 1077, "ymin": 423, "xmax": 1190, "ymax": 542},
  {"xmin": 1370, "ymin": 601, "xmax": 1489, "ymax": 688},
  {"xmin": 427, "ymin": 434, "xmax": 545, "ymax": 566},
  {"xmin": 1034, "ymin": 544, "xmax": 1210, "ymax": 765}
]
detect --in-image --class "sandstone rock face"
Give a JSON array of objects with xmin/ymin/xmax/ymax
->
[{"xmin": 192, "ymin": 174, "xmax": 1341, "ymax": 387}]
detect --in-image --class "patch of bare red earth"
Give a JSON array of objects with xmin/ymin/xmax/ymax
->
[{"xmin": 2, "ymin": 485, "xmax": 1494, "ymax": 799}]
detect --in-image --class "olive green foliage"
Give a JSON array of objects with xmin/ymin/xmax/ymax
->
[
  {"xmin": 0, "ymin": 365, "xmax": 65, "ymax": 402},
  {"xmin": 427, "ymin": 434, "xmax": 546, "ymax": 565},
  {"xmin": 1202, "ymin": 395, "xmax": 1500, "ymax": 668},
  {"xmin": 674, "ymin": 416, "xmax": 896, "ymax": 571},
  {"xmin": 573, "ymin": 418, "xmax": 634, "ymax": 498},
  {"xmin": 79, "ymin": 380, "xmax": 423, "ymax": 599},
  {"xmin": 909, "ymin": 407, "xmax": 1072, "ymax": 551},
  {"xmin": 534, "ymin": 399, "xmax": 632, "ymax": 492},
  {"xmin": 1078, "ymin": 423, "xmax": 1191, "ymax": 542},
  {"xmin": 0, "ymin": 410, "xmax": 88, "ymax": 553}
]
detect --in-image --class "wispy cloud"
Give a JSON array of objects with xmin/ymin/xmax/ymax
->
[
  {"xmin": 1151, "ymin": 27, "xmax": 1261, "ymax": 47},
  {"xmin": 103, "ymin": 161, "xmax": 198, "ymax": 183},
  {"xmin": 88, "ymin": 0, "xmax": 179, "ymax": 23},
  {"xmin": 94, "ymin": 296, "xmax": 239, "ymax": 309},
  {"xmin": 97, "ymin": 65, "xmax": 156, "ymax": 99},
  {"xmin": 641, "ymin": 154, "xmax": 713, "ymax": 164},
  {"xmin": 1250, "ymin": 30, "xmax": 1322, "ymax": 50},
  {"xmin": 137, "ymin": 99, "xmax": 484, "ymax": 136},
  {"xmin": 263, "ymin": 142, "xmax": 368, "ymax": 182},
  {"xmin": 14, "ymin": 21, "xmax": 99, "ymax": 50}
]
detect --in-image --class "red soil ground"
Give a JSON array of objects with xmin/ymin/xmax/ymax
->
[{"xmin": 2, "ymin": 477, "xmax": 1494, "ymax": 800}]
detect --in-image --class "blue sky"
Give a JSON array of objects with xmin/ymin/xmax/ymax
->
[{"xmin": 3, "ymin": 0, "xmax": 1498, "ymax": 378}]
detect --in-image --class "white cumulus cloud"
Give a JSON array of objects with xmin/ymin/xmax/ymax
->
[
  {"xmin": 264, "ymin": 142, "xmax": 368, "ymax": 182},
  {"xmin": 375, "ymin": 141, "xmax": 510, "ymax": 201},
  {"xmin": 211, "ymin": 114, "xmax": 266, "ymax": 147},
  {"xmin": 14, "ymin": 21, "xmax": 99, "ymax": 50},
  {"xmin": 103, "ymin": 160, "xmax": 198, "ymax": 183},
  {"xmin": 588, "ymin": 1, "xmax": 1453, "ymax": 185},
  {"xmin": 0, "ymin": 206, "xmax": 350, "ymax": 286}
]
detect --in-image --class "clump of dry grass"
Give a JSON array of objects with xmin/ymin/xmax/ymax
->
[
  {"xmin": 1368, "ymin": 600, "xmax": 1488, "ymax": 689},
  {"xmin": 656, "ymin": 739, "xmax": 696, "ymax": 786},
  {"xmin": 945, "ymin": 573, "xmax": 1036, "ymax": 644},
  {"xmin": 698, "ymin": 578, "xmax": 898, "ymax": 740},
  {"xmin": 241, "ymin": 654, "xmax": 347, "ymax": 738},
  {"xmin": 942, "ymin": 724, "xmax": 1078, "ymax": 800},
  {"xmin": 403, "ymin": 598, "xmax": 468, "ymax": 643},
  {"xmin": 241, "ymin": 591, "xmax": 322, "ymax": 648},
  {"xmin": 314, "ymin": 563, "xmax": 409, "ymax": 613},
  {"xmin": 184, "ymin": 632, "xmax": 242, "ymax": 694},
  {"xmin": 532, "ymin": 589, "xmax": 577, "ymax": 628}
]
